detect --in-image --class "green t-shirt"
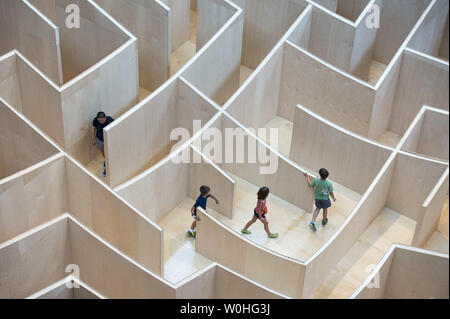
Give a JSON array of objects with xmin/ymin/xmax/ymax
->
[{"xmin": 310, "ymin": 178, "xmax": 334, "ymax": 200}]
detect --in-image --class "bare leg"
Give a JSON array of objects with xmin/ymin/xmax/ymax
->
[
  {"xmin": 312, "ymin": 208, "xmax": 321, "ymax": 223},
  {"xmin": 243, "ymin": 216, "xmax": 258, "ymax": 231},
  {"xmin": 322, "ymin": 209, "xmax": 328, "ymax": 222},
  {"xmin": 261, "ymin": 219, "xmax": 272, "ymax": 236}
]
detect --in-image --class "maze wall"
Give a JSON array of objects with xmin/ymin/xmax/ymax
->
[{"xmin": 0, "ymin": 0, "xmax": 449, "ymax": 299}]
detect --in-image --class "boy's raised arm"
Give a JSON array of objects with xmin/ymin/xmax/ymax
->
[
  {"xmin": 303, "ymin": 172, "xmax": 312, "ymax": 187},
  {"xmin": 209, "ymin": 194, "xmax": 219, "ymax": 205}
]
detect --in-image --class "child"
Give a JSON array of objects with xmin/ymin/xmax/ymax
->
[
  {"xmin": 187, "ymin": 185, "xmax": 219, "ymax": 238},
  {"xmin": 304, "ymin": 168, "xmax": 336, "ymax": 232},
  {"xmin": 241, "ymin": 187, "xmax": 278, "ymax": 239}
]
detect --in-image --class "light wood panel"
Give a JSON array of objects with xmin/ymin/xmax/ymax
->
[
  {"xmin": 162, "ymin": 0, "xmax": 190, "ymax": 52},
  {"xmin": 182, "ymin": 9, "xmax": 243, "ymax": 105},
  {"xmin": 65, "ymin": 157, "xmax": 164, "ymax": 276},
  {"xmin": 117, "ymin": 158, "xmax": 190, "ymax": 224},
  {"xmin": 16, "ymin": 53, "xmax": 65, "ymax": 146},
  {"xmin": 368, "ymin": 53, "xmax": 401, "ymax": 139},
  {"xmin": 0, "ymin": 216, "xmax": 72, "ymax": 299},
  {"xmin": 0, "ymin": 154, "xmax": 67, "ymax": 243},
  {"xmin": 105, "ymin": 79, "xmax": 177, "ymax": 187},
  {"xmin": 68, "ymin": 217, "xmax": 176, "ymax": 298},
  {"xmin": 389, "ymin": 49, "xmax": 449, "ymax": 135},
  {"xmin": 226, "ymin": 44, "xmax": 284, "ymax": 129},
  {"xmin": 387, "ymin": 153, "xmax": 448, "ymax": 222},
  {"xmin": 240, "ymin": 0, "xmax": 308, "ymax": 69},
  {"xmin": 408, "ymin": 0, "xmax": 449, "ymax": 58},
  {"xmin": 196, "ymin": 208, "xmax": 307, "ymax": 298},
  {"xmin": 197, "ymin": 0, "xmax": 235, "ymax": 50},
  {"xmin": 290, "ymin": 105, "xmax": 392, "ymax": 194},
  {"xmin": 413, "ymin": 169, "xmax": 449, "ymax": 247},
  {"xmin": 55, "ymin": 0, "xmax": 130, "ymax": 83},
  {"xmin": 0, "ymin": 53, "xmax": 23, "ymax": 111},
  {"xmin": 15, "ymin": 0, "xmax": 62, "ymax": 85},
  {"xmin": 414, "ymin": 109, "xmax": 449, "ymax": 161},
  {"xmin": 336, "ymin": 0, "xmax": 370, "ymax": 22},
  {"xmin": 175, "ymin": 264, "xmax": 287, "ymax": 299},
  {"xmin": 313, "ymin": 208, "xmax": 415, "ymax": 298},
  {"xmin": 0, "ymin": 99, "xmax": 59, "ymax": 180},
  {"xmin": 374, "ymin": 0, "xmax": 430, "ymax": 64},
  {"xmin": 0, "ymin": 0, "xmax": 17, "ymax": 56},
  {"xmin": 94, "ymin": 0, "xmax": 170, "ymax": 91},
  {"xmin": 28, "ymin": 0, "xmax": 56, "ymax": 23},
  {"xmin": 279, "ymin": 41, "xmax": 376, "ymax": 136},
  {"xmin": 355, "ymin": 246, "xmax": 449, "ymax": 299},
  {"xmin": 440, "ymin": 15, "xmax": 449, "ymax": 59},
  {"xmin": 349, "ymin": 0, "xmax": 379, "ymax": 81},
  {"xmin": 308, "ymin": 6, "xmax": 355, "ymax": 72}
]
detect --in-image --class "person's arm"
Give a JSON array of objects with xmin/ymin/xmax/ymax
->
[
  {"xmin": 191, "ymin": 206, "xmax": 195, "ymax": 215},
  {"xmin": 209, "ymin": 194, "xmax": 219, "ymax": 205},
  {"xmin": 330, "ymin": 192, "xmax": 336, "ymax": 202},
  {"xmin": 329, "ymin": 184, "xmax": 336, "ymax": 202},
  {"xmin": 92, "ymin": 127, "xmax": 97, "ymax": 145},
  {"xmin": 303, "ymin": 172, "xmax": 313, "ymax": 188}
]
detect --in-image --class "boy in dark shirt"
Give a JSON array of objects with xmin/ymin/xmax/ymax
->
[
  {"xmin": 92, "ymin": 112, "xmax": 114, "ymax": 177},
  {"xmin": 188, "ymin": 185, "xmax": 219, "ymax": 238}
]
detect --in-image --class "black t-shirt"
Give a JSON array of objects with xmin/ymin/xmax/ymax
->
[{"xmin": 92, "ymin": 116, "xmax": 114, "ymax": 142}]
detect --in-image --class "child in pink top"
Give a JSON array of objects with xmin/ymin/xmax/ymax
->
[{"xmin": 242, "ymin": 187, "xmax": 278, "ymax": 239}]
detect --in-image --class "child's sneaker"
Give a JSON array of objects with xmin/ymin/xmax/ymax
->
[
  {"xmin": 322, "ymin": 218, "xmax": 328, "ymax": 226},
  {"xmin": 186, "ymin": 230, "xmax": 195, "ymax": 238},
  {"xmin": 309, "ymin": 222, "xmax": 317, "ymax": 232},
  {"xmin": 242, "ymin": 229, "xmax": 251, "ymax": 235},
  {"xmin": 268, "ymin": 233, "xmax": 278, "ymax": 239}
]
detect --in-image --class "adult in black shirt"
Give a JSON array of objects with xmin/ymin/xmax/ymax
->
[{"xmin": 92, "ymin": 112, "xmax": 114, "ymax": 176}]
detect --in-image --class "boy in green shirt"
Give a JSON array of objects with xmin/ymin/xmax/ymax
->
[{"xmin": 304, "ymin": 168, "xmax": 336, "ymax": 232}]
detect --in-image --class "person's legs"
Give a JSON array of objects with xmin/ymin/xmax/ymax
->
[
  {"xmin": 96, "ymin": 138, "xmax": 106, "ymax": 177},
  {"xmin": 243, "ymin": 215, "xmax": 258, "ymax": 231},
  {"xmin": 262, "ymin": 219, "xmax": 271, "ymax": 236},
  {"xmin": 322, "ymin": 209, "xmax": 328, "ymax": 222},
  {"xmin": 312, "ymin": 208, "xmax": 321, "ymax": 223}
]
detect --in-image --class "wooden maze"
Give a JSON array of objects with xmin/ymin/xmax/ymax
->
[{"xmin": 0, "ymin": 0, "xmax": 449, "ymax": 299}]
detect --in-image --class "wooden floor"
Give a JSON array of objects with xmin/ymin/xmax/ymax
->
[
  {"xmin": 312, "ymin": 208, "xmax": 417, "ymax": 299},
  {"xmin": 171, "ymin": 11, "xmax": 197, "ymax": 76},
  {"xmin": 85, "ymin": 153, "xmax": 106, "ymax": 180},
  {"xmin": 207, "ymin": 173, "xmax": 360, "ymax": 262},
  {"xmin": 424, "ymin": 196, "xmax": 449, "ymax": 254},
  {"xmin": 239, "ymin": 65, "xmax": 254, "ymax": 86},
  {"xmin": 159, "ymin": 197, "xmax": 214, "ymax": 284},
  {"xmin": 368, "ymin": 60, "xmax": 387, "ymax": 86},
  {"xmin": 377, "ymin": 131, "xmax": 402, "ymax": 148}
]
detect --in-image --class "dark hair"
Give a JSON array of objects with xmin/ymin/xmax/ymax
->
[
  {"xmin": 319, "ymin": 168, "xmax": 329, "ymax": 180},
  {"xmin": 200, "ymin": 185, "xmax": 210, "ymax": 196},
  {"xmin": 257, "ymin": 187, "xmax": 270, "ymax": 200},
  {"xmin": 97, "ymin": 112, "xmax": 106, "ymax": 119}
]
